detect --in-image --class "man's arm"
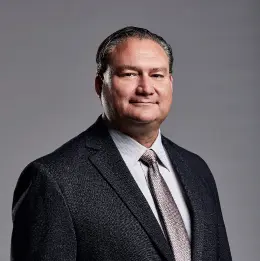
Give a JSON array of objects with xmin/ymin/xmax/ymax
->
[
  {"xmin": 11, "ymin": 162, "xmax": 77, "ymax": 261},
  {"xmin": 213, "ymin": 178, "xmax": 232, "ymax": 261},
  {"xmin": 202, "ymin": 160, "xmax": 232, "ymax": 261}
]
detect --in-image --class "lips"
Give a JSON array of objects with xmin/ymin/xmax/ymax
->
[{"xmin": 130, "ymin": 101, "xmax": 157, "ymax": 104}]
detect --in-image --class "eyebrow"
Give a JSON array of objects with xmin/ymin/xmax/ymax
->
[{"xmin": 114, "ymin": 65, "xmax": 168, "ymax": 73}]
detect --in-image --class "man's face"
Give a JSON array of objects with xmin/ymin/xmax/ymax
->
[{"xmin": 97, "ymin": 37, "xmax": 173, "ymax": 128}]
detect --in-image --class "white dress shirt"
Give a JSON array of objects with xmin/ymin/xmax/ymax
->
[{"xmin": 109, "ymin": 128, "xmax": 191, "ymax": 239}]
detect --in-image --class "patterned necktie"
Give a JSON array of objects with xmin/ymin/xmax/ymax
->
[{"xmin": 140, "ymin": 149, "xmax": 191, "ymax": 261}]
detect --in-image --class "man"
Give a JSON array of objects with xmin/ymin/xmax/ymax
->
[{"xmin": 11, "ymin": 26, "xmax": 232, "ymax": 261}]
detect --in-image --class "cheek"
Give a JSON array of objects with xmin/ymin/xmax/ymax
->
[
  {"xmin": 111, "ymin": 81, "xmax": 135, "ymax": 102},
  {"xmin": 167, "ymin": 90, "xmax": 173, "ymax": 103},
  {"xmin": 109, "ymin": 88, "xmax": 131, "ymax": 114},
  {"xmin": 159, "ymin": 85, "xmax": 173, "ymax": 105}
]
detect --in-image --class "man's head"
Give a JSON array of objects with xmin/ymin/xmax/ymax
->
[{"xmin": 95, "ymin": 26, "xmax": 174, "ymax": 134}]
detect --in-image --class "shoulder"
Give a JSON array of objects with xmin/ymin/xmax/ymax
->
[
  {"xmin": 162, "ymin": 135, "xmax": 207, "ymax": 165},
  {"xmin": 15, "ymin": 123, "xmax": 98, "ymax": 192},
  {"xmin": 31, "ymin": 128, "xmax": 89, "ymax": 173},
  {"xmin": 13, "ymin": 121, "xmax": 107, "ymax": 215},
  {"xmin": 162, "ymin": 135, "xmax": 217, "ymax": 189}
]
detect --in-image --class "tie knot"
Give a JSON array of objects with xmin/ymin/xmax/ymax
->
[{"xmin": 140, "ymin": 149, "xmax": 157, "ymax": 166}]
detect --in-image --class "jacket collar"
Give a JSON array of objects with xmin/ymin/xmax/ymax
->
[
  {"xmin": 85, "ymin": 116, "xmax": 175, "ymax": 261},
  {"xmin": 85, "ymin": 116, "xmax": 206, "ymax": 261}
]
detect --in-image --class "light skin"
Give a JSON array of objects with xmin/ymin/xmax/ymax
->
[{"xmin": 95, "ymin": 37, "xmax": 173, "ymax": 148}]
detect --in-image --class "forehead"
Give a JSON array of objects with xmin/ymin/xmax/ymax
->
[{"xmin": 109, "ymin": 38, "xmax": 169, "ymax": 68}]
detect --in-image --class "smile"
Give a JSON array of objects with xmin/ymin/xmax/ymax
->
[
  {"xmin": 131, "ymin": 102, "xmax": 156, "ymax": 106},
  {"xmin": 130, "ymin": 102, "xmax": 157, "ymax": 104}
]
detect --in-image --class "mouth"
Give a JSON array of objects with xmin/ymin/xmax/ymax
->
[
  {"xmin": 130, "ymin": 102, "xmax": 156, "ymax": 106},
  {"xmin": 130, "ymin": 101, "xmax": 157, "ymax": 104}
]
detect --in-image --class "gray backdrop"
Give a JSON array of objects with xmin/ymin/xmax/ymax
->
[{"xmin": 1, "ymin": 0, "xmax": 259, "ymax": 260}]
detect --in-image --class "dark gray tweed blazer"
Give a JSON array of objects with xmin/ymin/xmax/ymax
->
[{"xmin": 11, "ymin": 116, "xmax": 232, "ymax": 261}]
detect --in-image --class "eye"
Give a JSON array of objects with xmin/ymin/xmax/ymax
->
[
  {"xmin": 120, "ymin": 72, "xmax": 138, "ymax": 77},
  {"xmin": 152, "ymin": 74, "xmax": 164, "ymax": 78}
]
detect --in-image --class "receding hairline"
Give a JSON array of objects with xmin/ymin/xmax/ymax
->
[
  {"xmin": 96, "ymin": 26, "xmax": 174, "ymax": 77},
  {"xmin": 105, "ymin": 36, "xmax": 171, "ymax": 70}
]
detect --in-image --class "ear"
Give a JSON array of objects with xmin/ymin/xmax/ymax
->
[
  {"xmin": 170, "ymin": 75, "xmax": 174, "ymax": 92},
  {"xmin": 95, "ymin": 75, "xmax": 103, "ymax": 98}
]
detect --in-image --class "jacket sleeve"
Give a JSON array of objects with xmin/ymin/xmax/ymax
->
[
  {"xmin": 11, "ymin": 162, "xmax": 77, "ymax": 261},
  {"xmin": 203, "ymin": 161, "xmax": 232, "ymax": 261},
  {"xmin": 214, "ymin": 181, "xmax": 232, "ymax": 261}
]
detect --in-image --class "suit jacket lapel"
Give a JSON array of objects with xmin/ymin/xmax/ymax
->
[
  {"xmin": 85, "ymin": 117, "xmax": 174, "ymax": 261},
  {"xmin": 162, "ymin": 136, "xmax": 205, "ymax": 261}
]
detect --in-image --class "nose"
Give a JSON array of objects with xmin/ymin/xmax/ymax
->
[{"xmin": 136, "ymin": 75, "xmax": 154, "ymax": 95}]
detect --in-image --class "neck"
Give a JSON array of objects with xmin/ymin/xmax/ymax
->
[
  {"xmin": 123, "ymin": 129, "xmax": 159, "ymax": 148},
  {"xmin": 102, "ymin": 114, "xmax": 160, "ymax": 148}
]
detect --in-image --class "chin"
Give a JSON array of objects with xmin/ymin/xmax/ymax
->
[{"xmin": 127, "ymin": 114, "xmax": 158, "ymax": 124}]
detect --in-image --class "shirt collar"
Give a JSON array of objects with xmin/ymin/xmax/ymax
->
[
  {"xmin": 150, "ymin": 131, "xmax": 171, "ymax": 171},
  {"xmin": 109, "ymin": 128, "xmax": 146, "ymax": 166},
  {"xmin": 109, "ymin": 128, "xmax": 170, "ymax": 171}
]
